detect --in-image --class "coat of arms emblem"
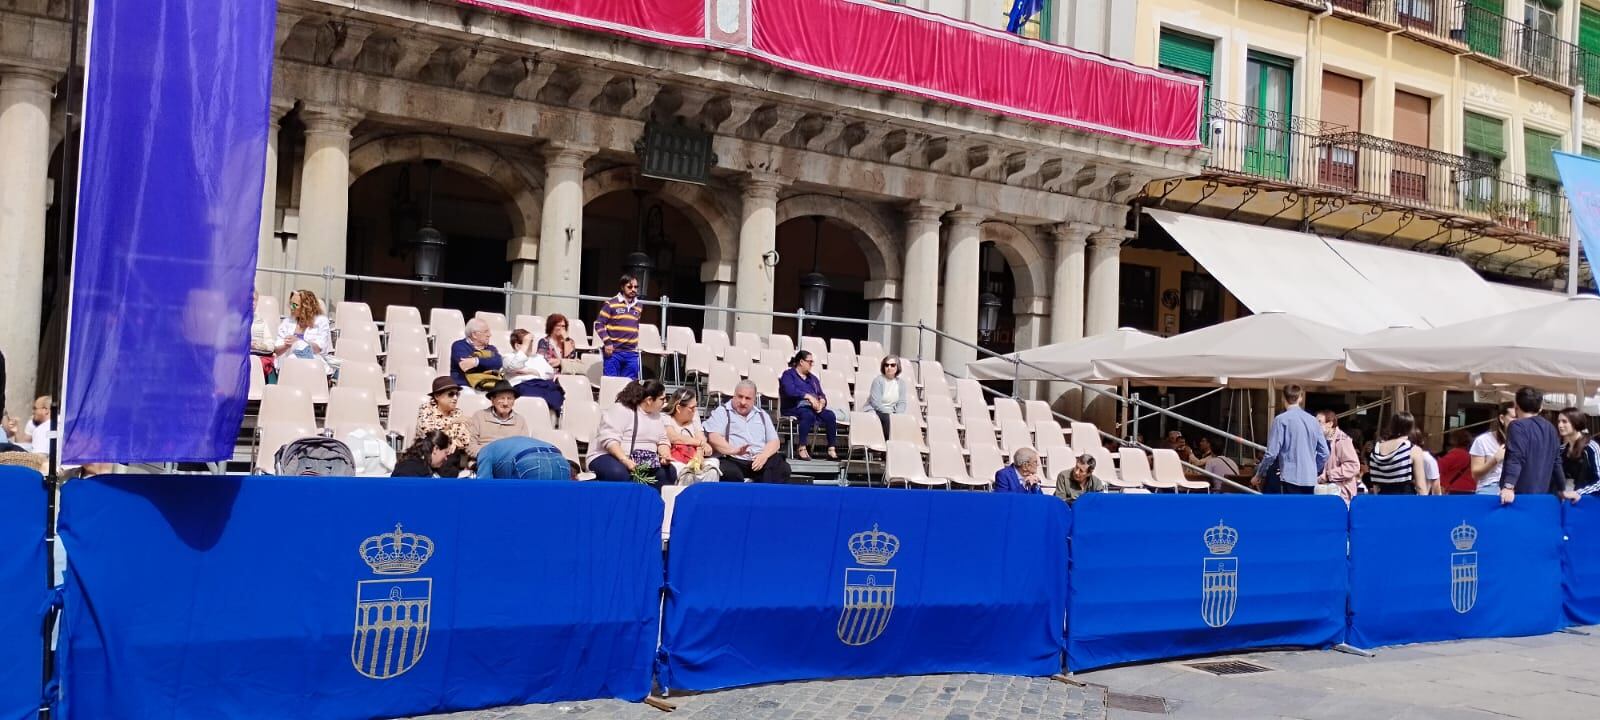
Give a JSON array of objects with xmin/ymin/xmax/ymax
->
[
  {"xmin": 1200, "ymin": 520, "xmax": 1239, "ymax": 628},
  {"xmin": 351, "ymin": 523, "xmax": 434, "ymax": 679},
  {"xmin": 1450, "ymin": 521, "xmax": 1478, "ymax": 614},
  {"xmin": 836, "ymin": 524, "xmax": 899, "ymax": 646}
]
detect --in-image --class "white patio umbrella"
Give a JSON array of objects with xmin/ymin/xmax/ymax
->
[
  {"xmin": 1088, "ymin": 312, "xmax": 1372, "ymax": 387},
  {"xmin": 1345, "ymin": 294, "xmax": 1600, "ymax": 392},
  {"xmin": 966, "ymin": 328, "xmax": 1160, "ymax": 381}
]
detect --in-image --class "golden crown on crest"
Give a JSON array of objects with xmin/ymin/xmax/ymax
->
[
  {"xmin": 360, "ymin": 523, "xmax": 435, "ymax": 575},
  {"xmin": 848, "ymin": 524, "xmax": 900, "ymax": 566},
  {"xmin": 1451, "ymin": 521, "xmax": 1478, "ymax": 551},
  {"xmin": 1204, "ymin": 520, "xmax": 1238, "ymax": 555}
]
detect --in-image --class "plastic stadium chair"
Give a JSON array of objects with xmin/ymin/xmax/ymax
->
[
  {"xmin": 885, "ymin": 440, "xmax": 942, "ymax": 489},
  {"xmin": 929, "ymin": 436, "xmax": 982, "ymax": 489},
  {"xmin": 1033, "ymin": 421, "xmax": 1068, "ymax": 453},
  {"xmin": 1153, "ymin": 448, "xmax": 1212, "ymax": 492},
  {"xmin": 386, "ymin": 392, "xmax": 427, "ymax": 441},
  {"xmin": 277, "ymin": 357, "xmax": 330, "ymax": 404},
  {"xmin": 338, "ymin": 360, "xmax": 390, "ymax": 406},
  {"xmin": 1089, "ymin": 446, "xmax": 1130, "ymax": 490},
  {"xmin": 999, "ymin": 420, "xmax": 1035, "ymax": 461},
  {"xmin": 598, "ymin": 375, "xmax": 630, "ymax": 406},
  {"xmin": 557, "ymin": 374, "xmax": 594, "ymax": 404},
  {"xmin": 385, "ymin": 305, "xmax": 424, "ymax": 331},
  {"xmin": 992, "ymin": 398, "xmax": 1024, "ymax": 428},
  {"xmin": 513, "ymin": 314, "xmax": 545, "ymax": 334},
  {"xmin": 1118, "ymin": 448, "xmax": 1165, "ymax": 491},
  {"xmin": 700, "ymin": 329, "xmax": 730, "ymax": 359},
  {"xmin": 888, "ymin": 413, "xmax": 928, "ymax": 453},
  {"xmin": 560, "ymin": 399, "xmax": 601, "ymax": 448},
  {"xmin": 828, "ymin": 338, "xmax": 858, "ymax": 372},
  {"xmin": 474, "ymin": 311, "xmax": 508, "ymax": 334},
  {"xmin": 516, "ymin": 396, "xmax": 555, "ymax": 436},
  {"xmin": 325, "ymin": 386, "xmax": 383, "ymax": 439},
  {"xmin": 847, "ymin": 411, "xmax": 887, "ymax": 484},
  {"xmin": 1024, "ymin": 399, "xmax": 1055, "ymax": 427},
  {"xmin": 336, "ymin": 301, "xmax": 375, "ymax": 329},
  {"xmin": 968, "ymin": 445, "xmax": 1005, "ymax": 490},
  {"xmin": 429, "ymin": 308, "xmax": 466, "ymax": 346},
  {"xmin": 926, "ymin": 415, "xmax": 969, "ymax": 460},
  {"xmin": 1070, "ymin": 421, "xmax": 1102, "ymax": 455},
  {"xmin": 392, "ymin": 365, "xmax": 437, "ymax": 397},
  {"xmin": 259, "ymin": 385, "xmax": 316, "ymax": 433}
]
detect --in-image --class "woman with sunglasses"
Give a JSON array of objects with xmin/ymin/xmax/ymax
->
[
  {"xmin": 664, "ymin": 388, "xmax": 721, "ymax": 484},
  {"xmin": 864, "ymin": 356, "xmax": 909, "ymax": 436},
  {"xmin": 413, "ymin": 377, "xmax": 472, "ymax": 477},
  {"xmin": 273, "ymin": 289, "xmax": 335, "ymax": 377}
]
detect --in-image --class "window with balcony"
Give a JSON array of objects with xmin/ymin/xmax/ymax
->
[
  {"xmin": 1318, "ymin": 71, "xmax": 1362, "ymax": 189},
  {"xmin": 1581, "ymin": 6, "xmax": 1600, "ymax": 97},
  {"xmin": 1524, "ymin": 128, "xmax": 1563, "ymax": 236},
  {"xmin": 1466, "ymin": 0, "xmax": 1505, "ymax": 57},
  {"xmin": 1522, "ymin": 2, "xmax": 1560, "ymax": 81},
  {"xmin": 1392, "ymin": 91, "xmax": 1432, "ymax": 201},
  {"xmin": 1461, "ymin": 112, "xmax": 1504, "ymax": 211},
  {"xmin": 1244, "ymin": 51, "xmax": 1294, "ymax": 180},
  {"xmin": 1397, "ymin": 0, "xmax": 1436, "ymax": 29}
]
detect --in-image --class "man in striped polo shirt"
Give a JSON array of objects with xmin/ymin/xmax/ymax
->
[{"xmin": 595, "ymin": 274, "xmax": 643, "ymax": 378}]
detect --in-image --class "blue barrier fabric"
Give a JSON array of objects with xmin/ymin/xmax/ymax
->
[
  {"xmin": 659, "ymin": 484, "xmax": 1069, "ymax": 691},
  {"xmin": 0, "ymin": 468, "xmax": 46, "ymax": 720},
  {"xmin": 62, "ymin": 0, "xmax": 274, "ymax": 463},
  {"xmin": 1348, "ymin": 496, "xmax": 1563, "ymax": 649},
  {"xmin": 1564, "ymin": 500, "xmax": 1600, "ymax": 626},
  {"xmin": 58, "ymin": 475, "xmax": 663, "ymax": 719},
  {"xmin": 1065, "ymin": 495, "xmax": 1348, "ymax": 671}
]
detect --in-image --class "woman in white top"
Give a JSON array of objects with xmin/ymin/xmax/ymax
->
[
  {"xmin": 664, "ymin": 389, "xmax": 721, "ymax": 484},
  {"xmin": 865, "ymin": 356, "xmax": 909, "ymax": 436},
  {"xmin": 1367, "ymin": 411, "xmax": 1428, "ymax": 495},
  {"xmin": 274, "ymin": 289, "xmax": 335, "ymax": 376},
  {"xmin": 1469, "ymin": 403, "xmax": 1513, "ymax": 496},
  {"xmin": 587, "ymin": 379, "xmax": 677, "ymax": 487}
]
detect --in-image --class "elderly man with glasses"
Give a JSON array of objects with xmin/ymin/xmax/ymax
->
[
  {"xmin": 451, "ymin": 318, "xmax": 505, "ymax": 391},
  {"xmin": 706, "ymin": 380, "xmax": 796, "ymax": 484}
]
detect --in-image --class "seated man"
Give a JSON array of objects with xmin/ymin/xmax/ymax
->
[
  {"xmin": 994, "ymin": 448, "xmax": 1044, "ymax": 494},
  {"xmin": 464, "ymin": 380, "xmax": 529, "ymax": 460},
  {"xmin": 705, "ymin": 380, "xmax": 796, "ymax": 484},
  {"xmin": 1055, "ymin": 453, "xmax": 1107, "ymax": 503},
  {"xmin": 475, "ymin": 436, "xmax": 572, "ymax": 480},
  {"xmin": 451, "ymin": 318, "xmax": 504, "ymax": 391}
]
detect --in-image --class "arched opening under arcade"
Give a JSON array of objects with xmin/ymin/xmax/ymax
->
[
  {"xmin": 581, "ymin": 189, "xmax": 714, "ymax": 333},
  {"xmin": 774, "ymin": 216, "xmax": 874, "ymax": 344}
]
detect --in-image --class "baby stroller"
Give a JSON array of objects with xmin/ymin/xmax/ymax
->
[{"xmin": 274, "ymin": 437, "xmax": 356, "ymax": 476}]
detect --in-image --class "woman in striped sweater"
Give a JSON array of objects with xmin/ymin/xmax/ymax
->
[{"xmin": 1557, "ymin": 408, "xmax": 1600, "ymax": 495}]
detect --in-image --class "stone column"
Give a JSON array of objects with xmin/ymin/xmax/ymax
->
[
  {"xmin": 295, "ymin": 105, "xmax": 363, "ymax": 303},
  {"xmin": 255, "ymin": 99, "xmax": 294, "ymax": 302},
  {"xmin": 700, "ymin": 259, "xmax": 735, "ymax": 336},
  {"xmin": 938, "ymin": 208, "xmax": 985, "ymax": 372},
  {"xmin": 1084, "ymin": 228, "xmax": 1129, "ymax": 337},
  {"xmin": 865, "ymin": 279, "xmax": 900, "ymax": 356},
  {"xmin": 0, "ymin": 66, "xmax": 56, "ymax": 419},
  {"xmin": 1049, "ymin": 222, "xmax": 1093, "ymax": 402},
  {"xmin": 1012, "ymin": 296, "xmax": 1049, "ymax": 399},
  {"xmin": 732, "ymin": 172, "xmax": 785, "ymax": 337},
  {"xmin": 506, "ymin": 235, "xmax": 539, "ymax": 317},
  {"xmin": 534, "ymin": 141, "xmax": 596, "ymax": 319},
  {"xmin": 899, "ymin": 200, "xmax": 949, "ymax": 359}
]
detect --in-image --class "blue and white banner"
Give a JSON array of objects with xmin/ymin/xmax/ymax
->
[
  {"xmin": 1553, "ymin": 152, "xmax": 1600, "ymax": 292},
  {"xmin": 1065, "ymin": 495, "xmax": 1348, "ymax": 671},
  {"xmin": 1348, "ymin": 496, "xmax": 1564, "ymax": 648},
  {"xmin": 658, "ymin": 485, "xmax": 1069, "ymax": 691},
  {"xmin": 0, "ymin": 468, "xmax": 46, "ymax": 720},
  {"xmin": 1563, "ymin": 499, "xmax": 1600, "ymax": 626},
  {"xmin": 62, "ymin": 0, "xmax": 275, "ymax": 462},
  {"xmin": 58, "ymin": 476, "xmax": 663, "ymax": 719}
]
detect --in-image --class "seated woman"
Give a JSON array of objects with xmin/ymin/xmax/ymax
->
[
  {"xmin": 536, "ymin": 313, "xmax": 579, "ymax": 372},
  {"xmin": 273, "ymin": 289, "xmax": 336, "ymax": 377},
  {"xmin": 586, "ymin": 379, "xmax": 678, "ymax": 487},
  {"xmin": 392, "ymin": 430, "xmax": 456, "ymax": 478},
  {"xmin": 664, "ymin": 388, "xmax": 721, "ymax": 484},
  {"xmin": 414, "ymin": 376, "xmax": 471, "ymax": 476},
  {"xmin": 779, "ymin": 350, "xmax": 838, "ymax": 461},
  {"xmin": 503, "ymin": 329, "xmax": 565, "ymax": 411},
  {"xmin": 865, "ymin": 356, "xmax": 908, "ymax": 436},
  {"xmin": 451, "ymin": 318, "xmax": 504, "ymax": 391}
]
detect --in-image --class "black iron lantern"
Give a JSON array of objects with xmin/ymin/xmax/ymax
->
[
  {"xmin": 800, "ymin": 216, "xmax": 829, "ymax": 315},
  {"xmin": 1183, "ymin": 285, "xmax": 1207, "ymax": 315},
  {"xmin": 977, "ymin": 243, "xmax": 1001, "ymax": 338},
  {"xmin": 411, "ymin": 159, "xmax": 447, "ymax": 282}
]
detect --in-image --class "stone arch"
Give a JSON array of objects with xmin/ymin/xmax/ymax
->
[
  {"xmin": 774, "ymin": 195, "xmax": 899, "ymax": 281},
  {"xmin": 348, "ymin": 134, "xmax": 541, "ymax": 239},
  {"xmin": 582, "ymin": 166, "xmax": 737, "ymax": 268},
  {"xmin": 980, "ymin": 220, "xmax": 1048, "ymax": 299}
]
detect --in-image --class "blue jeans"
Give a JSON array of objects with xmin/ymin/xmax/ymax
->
[
  {"xmin": 603, "ymin": 349, "xmax": 640, "ymax": 378},
  {"xmin": 589, "ymin": 453, "xmax": 676, "ymax": 487},
  {"xmin": 788, "ymin": 406, "xmax": 838, "ymax": 451}
]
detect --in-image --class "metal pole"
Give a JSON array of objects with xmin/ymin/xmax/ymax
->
[
  {"xmin": 1571, "ymin": 83, "xmax": 1584, "ymax": 297},
  {"xmin": 322, "ymin": 265, "xmax": 334, "ymax": 304},
  {"xmin": 796, "ymin": 307, "xmax": 806, "ymax": 351},
  {"xmin": 916, "ymin": 322, "xmax": 925, "ymax": 363},
  {"xmin": 502, "ymin": 281, "xmax": 514, "ymax": 319}
]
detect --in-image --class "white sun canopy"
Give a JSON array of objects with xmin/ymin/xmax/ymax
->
[{"xmin": 966, "ymin": 328, "xmax": 1159, "ymax": 381}]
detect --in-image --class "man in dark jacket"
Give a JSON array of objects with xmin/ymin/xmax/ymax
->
[{"xmin": 1499, "ymin": 387, "xmax": 1576, "ymax": 504}]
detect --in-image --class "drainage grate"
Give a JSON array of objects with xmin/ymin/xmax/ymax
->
[
  {"xmin": 1185, "ymin": 659, "xmax": 1273, "ymax": 676},
  {"xmin": 1105, "ymin": 692, "xmax": 1168, "ymax": 714}
]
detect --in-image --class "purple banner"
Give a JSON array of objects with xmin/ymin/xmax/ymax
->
[{"xmin": 63, "ymin": 0, "xmax": 275, "ymax": 462}]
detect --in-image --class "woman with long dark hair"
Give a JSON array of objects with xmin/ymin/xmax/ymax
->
[
  {"xmin": 392, "ymin": 430, "xmax": 456, "ymax": 477},
  {"xmin": 587, "ymin": 379, "xmax": 677, "ymax": 486},
  {"xmin": 778, "ymin": 350, "xmax": 839, "ymax": 461},
  {"xmin": 1368, "ymin": 411, "xmax": 1427, "ymax": 495},
  {"xmin": 1470, "ymin": 403, "xmax": 1513, "ymax": 496},
  {"xmin": 1558, "ymin": 408, "xmax": 1600, "ymax": 495}
]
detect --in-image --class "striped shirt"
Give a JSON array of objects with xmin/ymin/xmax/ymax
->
[
  {"xmin": 594, "ymin": 294, "xmax": 641, "ymax": 352},
  {"xmin": 1368, "ymin": 439, "xmax": 1415, "ymax": 485}
]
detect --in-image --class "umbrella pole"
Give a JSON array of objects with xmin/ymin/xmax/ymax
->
[{"xmin": 1120, "ymin": 378, "xmax": 1131, "ymax": 440}]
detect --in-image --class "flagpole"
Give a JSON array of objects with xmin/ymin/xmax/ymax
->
[{"xmin": 1572, "ymin": 84, "xmax": 1583, "ymax": 297}]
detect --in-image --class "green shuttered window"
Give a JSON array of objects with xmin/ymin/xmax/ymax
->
[
  {"xmin": 1159, "ymin": 31, "xmax": 1214, "ymax": 77},
  {"xmin": 1464, "ymin": 113, "xmax": 1505, "ymax": 157},
  {"xmin": 1524, "ymin": 129, "xmax": 1561, "ymax": 181}
]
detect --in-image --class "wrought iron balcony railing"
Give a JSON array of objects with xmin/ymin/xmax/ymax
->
[
  {"xmin": 1202, "ymin": 99, "xmax": 1568, "ymax": 241},
  {"xmin": 1328, "ymin": 0, "xmax": 1460, "ymax": 43},
  {"xmin": 1455, "ymin": 1, "xmax": 1577, "ymax": 85}
]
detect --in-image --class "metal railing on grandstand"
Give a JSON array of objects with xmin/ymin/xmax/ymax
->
[{"xmin": 257, "ymin": 266, "xmax": 1263, "ymax": 493}]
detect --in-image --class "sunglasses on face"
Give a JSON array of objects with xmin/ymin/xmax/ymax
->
[
  {"xmin": 885, "ymin": 363, "xmax": 898, "ymax": 368},
  {"xmin": 440, "ymin": 391, "xmax": 460, "ymax": 398}
]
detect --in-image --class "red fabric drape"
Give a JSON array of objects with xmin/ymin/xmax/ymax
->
[{"xmin": 460, "ymin": 0, "xmax": 705, "ymax": 43}]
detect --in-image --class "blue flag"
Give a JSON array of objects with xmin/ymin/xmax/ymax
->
[
  {"xmin": 1006, "ymin": 0, "xmax": 1045, "ymax": 34},
  {"xmin": 62, "ymin": 0, "xmax": 275, "ymax": 462},
  {"xmin": 1553, "ymin": 152, "xmax": 1600, "ymax": 292}
]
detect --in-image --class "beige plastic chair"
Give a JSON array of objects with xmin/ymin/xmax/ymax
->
[
  {"xmin": 757, "ymin": 348, "xmax": 790, "ymax": 369},
  {"xmin": 598, "ymin": 375, "xmax": 630, "ymax": 406},
  {"xmin": 1153, "ymin": 448, "xmax": 1211, "ymax": 492},
  {"xmin": 255, "ymin": 295, "xmax": 281, "ymax": 331},
  {"xmin": 707, "ymin": 362, "xmax": 741, "ymax": 403},
  {"xmin": 748, "ymin": 363, "xmax": 781, "ymax": 403},
  {"xmin": 387, "ymin": 391, "xmax": 427, "ymax": 440},
  {"xmin": 385, "ymin": 305, "xmax": 424, "ymax": 331},
  {"xmin": 392, "ymin": 365, "xmax": 437, "ymax": 396},
  {"xmin": 925, "ymin": 393, "xmax": 962, "ymax": 429},
  {"xmin": 638, "ymin": 323, "xmax": 666, "ymax": 356},
  {"xmin": 954, "ymin": 379, "xmax": 990, "ymax": 425},
  {"xmin": 569, "ymin": 323, "xmax": 597, "ymax": 353},
  {"xmin": 1070, "ymin": 421, "xmax": 1103, "ymax": 455},
  {"xmin": 257, "ymin": 423, "xmax": 317, "ymax": 473},
  {"xmin": 665, "ymin": 326, "xmax": 696, "ymax": 355},
  {"xmin": 325, "ymin": 386, "xmax": 383, "ymax": 438},
  {"xmin": 516, "ymin": 396, "xmax": 555, "ymax": 435},
  {"xmin": 660, "ymin": 484, "xmax": 687, "ymax": 541},
  {"xmin": 818, "ymin": 370, "xmax": 853, "ymax": 423},
  {"xmin": 852, "ymin": 370, "xmax": 875, "ymax": 411},
  {"xmin": 734, "ymin": 331, "xmax": 765, "ymax": 357},
  {"xmin": 1024, "ymin": 400, "xmax": 1055, "ymax": 427},
  {"xmin": 1122, "ymin": 488, "xmax": 1153, "ymax": 494},
  {"xmin": 992, "ymin": 397, "xmax": 1024, "ymax": 428},
  {"xmin": 247, "ymin": 356, "xmax": 267, "ymax": 402},
  {"xmin": 684, "ymin": 343, "xmax": 714, "ymax": 383},
  {"xmin": 513, "ymin": 314, "xmax": 545, "ymax": 334},
  {"xmin": 336, "ymin": 301, "xmax": 375, "ymax": 329},
  {"xmin": 429, "ymin": 308, "xmax": 466, "ymax": 346},
  {"xmin": 889, "ymin": 413, "xmax": 928, "ymax": 453},
  {"xmin": 260, "ymin": 385, "xmax": 316, "ymax": 432},
  {"xmin": 800, "ymin": 336, "xmax": 829, "ymax": 367},
  {"xmin": 828, "ymin": 338, "xmax": 858, "ymax": 372},
  {"xmin": 1042, "ymin": 446, "xmax": 1079, "ymax": 491},
  {"xmin": 1033, "ymin": 421, "xmax": 1068, "ymax": 454},
  {"xmin": 856, "ymin": 342, "xmax": 884, "ymax": 376},
  {"xmin": 1089, "ymin": 446, "xmax": 1132, "ymax": 489},
  {"xmin": 968, "ymin": 444, "xmax": 1005, "ymax": 490},
  {"xmin": 474, "ymin": 311, "xmax": 508, "ymax": 334},
  {"xmin": 277, "ymin": 357, "xmax": 330, "ymax": 404},
  {"xmin": 929, "ymin": 435, "xmax": 982, "ymax": 489},
  {"xmin": 560, "ymin": 398, "xmax": 601, "ymax": 447},
  {"xmin": 386, "ymin": 326, "xmax": 432, "ymax": 366},
  {"xmin": 457, "ymin": 391, "xmax": 489, "ymax": 417},
  {"xmin": 922, "ymin": 373, "xmax": 952, "ymax": 402},
  {"xmin": 899, "ymin": 359, "xmax": 920, "ymax": 388},
  {"xmin": 926, "ymin": 415, "xmax": 969, "ymax": 458},
  {"xmin": 999, "ymin": 421, "xmax": 1034, "ymax": 460},
  {"xmin": 490, "ymin": 331, "xmax": 512, "ymax": 354},
  {"xmin": 700, "ymin": 329, "xmax": 730, "ymax": 358},
  {"xmin": 847, "ymin": 410, "xmax": 888, "ymax": 483},
  {"xmin": 767, "ymin": 333, "xmax": 795, "ymax": 358},
  {"xmin": 338, "ymin": 360, "xmax": 389, "ymax": 406},
  {"xmin": 919, "ymin": 359, "xmax": 947, "ymax": 391},
  {"xmin": 885, "ymin": 439, "xmax": 942, "ymax": 488},
  {"xmin": 1119, "ymin": 448, "xmax": 1169, "ymax": 491},
  {"xmin": 721, "ymin": 346, "xmax": 752, "ymax": 377},
  {"xmin": 333, "ymin": 334, "xmax": 380, "ymax": 367},
  {"xmin": 557, "ymin": 374, "xmax": 594, "ymax": 403},
  {"xmin": 531, "ymin": 428, "xmax": 587, "ymax": 477}
]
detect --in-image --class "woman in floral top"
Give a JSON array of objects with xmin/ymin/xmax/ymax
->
[
  {"xmin": 414, "ymin": 376, "xmax": 472, "ymax": 453},
  {"xmin": 535, "ymin": 313, "xmax": 578, "ymax": 372}
]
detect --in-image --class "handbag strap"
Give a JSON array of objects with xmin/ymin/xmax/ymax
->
[{"xmin": 629, "ymin": 409, "xmax": 639, "ymax": 454}]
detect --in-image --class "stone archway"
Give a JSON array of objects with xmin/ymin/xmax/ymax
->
[
  {"xmin": 349, "ymin": 134, "xmax": 542, "ymax": 240},
  {"xmin": 980, "ymin": 221, "xmax": 1048, "ymax": 299},
  {"xmin": 978, "ymin": 221, "xmax": 1051, "ymax": 378},
  {"xmin": 774, "ymin": 195, "xmax": 899, "ymax": 283},
  {"xmin": 583, "ymin": 166, "xmax": 737, "ymax": 269}
]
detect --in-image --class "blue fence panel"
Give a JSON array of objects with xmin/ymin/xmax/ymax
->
[
  {"xmin": 1065, "ymin": 495, "xmax": 1348, "ymax": 671},
  {"xmin": 0, "ymin": 467, "xmax": 46, "ymax": 720},
  {"xmin": 1564, "ymin": 499, "xmax": 1600, "ymax": 626},
  {"xmin": 659, "ymin": 484, "xmax": 1069, "ymax": 691},
  {"xmin": 1348, "ymin": 496, "xmax": 1563, "ymax": 649},
  {"xmin": 58, "ymin": 475, "xmax": 663, "ymax": 720}
]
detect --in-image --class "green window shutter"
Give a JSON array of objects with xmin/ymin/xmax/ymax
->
[
  {"xmin": 1585, "ymin": 144, "xmax": 1600, "ymax": 160},
  {"xmin": 1524, "ymin": 129, "xmax": 1562, "ymax": 181},
  {"xmin": 1583, "ymin": 6, "xmax": 1600, "ymax": 51},
  {"xmin": 1159, "ymin": 31, "xmax": 1214, "ymax": 78},
  {"xmin": 1464, "ymin": 113, "xmax": 1505, "ymax": 157}
]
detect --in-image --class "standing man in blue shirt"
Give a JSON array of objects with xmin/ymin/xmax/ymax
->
[
  {"xmin": 1498, "ymin": 386, "xmax": 1576, "ymax": 504},
  {"xmin": 595, "ymin": 274, "xmax": 643, "ymax": 379},
  {"xmin": 1252, "ymin": 384, "xmax": 1329, "ymax": 495}
]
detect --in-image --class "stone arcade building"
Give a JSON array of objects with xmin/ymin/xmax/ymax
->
[{"xmin": 0, "ymin": 0, "xmax": 1204, "ymax": 417}]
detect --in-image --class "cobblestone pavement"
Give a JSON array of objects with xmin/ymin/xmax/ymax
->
[{"xmin": 414, "ymin": 674, "xmax": 1103, "ymax": 720}]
